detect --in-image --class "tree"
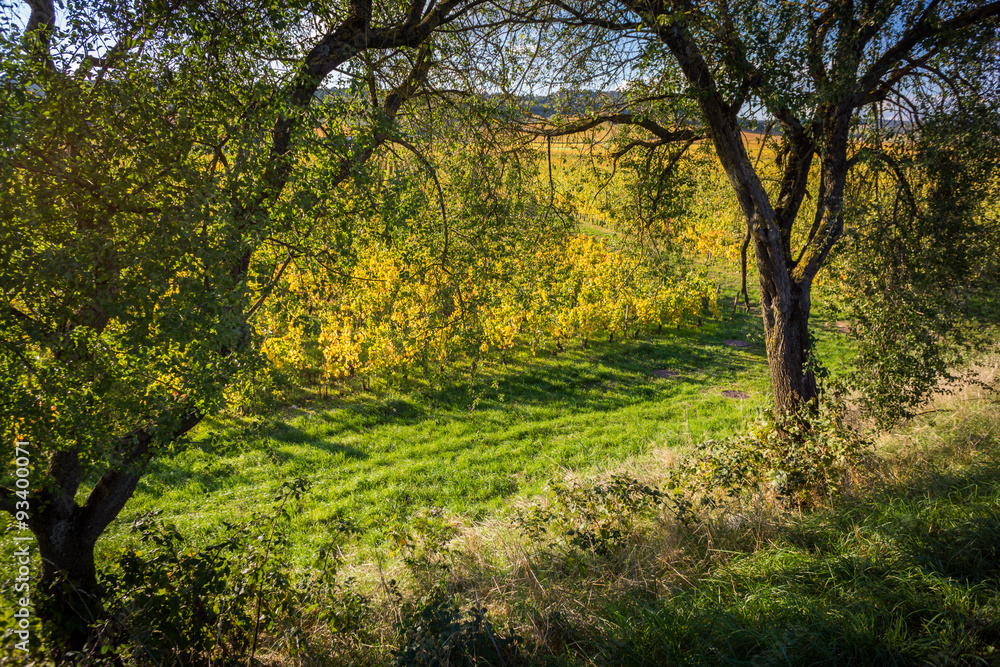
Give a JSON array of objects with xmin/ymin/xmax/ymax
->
[
  {"xmin": 508, "ymin": 0, "xmax": 1000, "ymax": 417},
  {"xmin": 0, "ymin": 0, "xmax": 486, "ymax": 653}
]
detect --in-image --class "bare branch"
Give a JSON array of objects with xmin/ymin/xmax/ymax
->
[
  {"xmin": 525, "ymin": 113, "xmax": 700, "ymax": 145},
  {"xmin": 857, "ymin": 0, "xmax": 1000, "ymax": 104},
  {"xmin": 611, "ymin": 138, "xmax": 666, "ymax": 159},
  {"xmin": 806, "ymin": 1, "xmax": 839, "ymax": 85},
  {"xmin": 545, "ymin": 0, "xmax": 643, "ymax": 29}
]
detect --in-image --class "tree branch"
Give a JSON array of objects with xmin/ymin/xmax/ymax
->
[
  {"xmin": 806, "ymin": 1, "xmax": 839, "ymax": 85},
  {"xmin": 857, "ymin": 0, "xmax": 1000, "ymax": 104},
  {"xmin": 860, "ymin": 50, "xmax": 937, "ymax": 105},
  {"xmin": 386, "ymin": 136, "xmax": 450, "ymax": 263},
  {"xmin": 845, "ymin": 147, "xmax": 917, "ymax": 219},
  {"xmin": 80, "ymin": 408, "xmax": 203, "ymax": 543},
  {"xmin": 382, "ymin": 44, "xmax": 435, "ymax": 116},
  {"xmin": 525, "ymin": 112, "xmax": 700, "ymax": 145},
  {"xmin": 253, "ymin": 0, "xmax": 475, "ymax": 233},
  {"xmin": 651, "ymin": 136, "xmax": 698, "ymax": 210},
  {"xmin": 23, "ymin": 0, "xmax": 55, "ymax": 69},
  {"xmin": 773, "ymin": 124, "xmax": 816, "ymax": 234},
  {"xmin": 545, "ymin": 0, "xmax": 643, "ymax": 29},
  {"xmin": 611, "ymin": 138, "xmax": 665, "ymax": 159},
  {"xmin": 245, "ymin": 251, "xmax": 295, "ymax": 321}
]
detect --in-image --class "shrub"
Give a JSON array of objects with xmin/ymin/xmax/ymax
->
[
  {"xmin": 93, "ymin": 478, "xmax": 366, "ymax": 665},
  {"xmin": 514, "ymin": 474, "xmax": 667, "ymax": 556},
  {"xmin": 393, "ymin": 587, "xmax": 521, "ymax": 667},
  {"xmin": 667, "ymin": 398, "xmax": 874, "ymax": 508}
]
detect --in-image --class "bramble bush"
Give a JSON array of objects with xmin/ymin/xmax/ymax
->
[
  {"xmin": 666, "ymin": 398, "xmax": 874, "ymax": 509},
  {"xmin": 514, "ymin": 474, "xmax": 668, "ymax": 557},
  {"xmin": 392, "ymin": 586, "xmax": 522, "ymax": 667}
]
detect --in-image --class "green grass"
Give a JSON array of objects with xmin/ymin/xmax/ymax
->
[
  {"xmin": 6, "ymin": 272, "xmax": 996, "ymax": 665},
  {"xmin": 101, "ymin": 309, "xmax": 779, "ymax": 562},
  {"xmin": 94, "ymin": 357, "xmax": 998, "ymax": 666},
  {"xmin": 591, "ymin": 442, "xmax": 1000, "ymax": 665},
  {"xmin": 94, "ymin": 238, "xmax": 860, "ymax": 566}
]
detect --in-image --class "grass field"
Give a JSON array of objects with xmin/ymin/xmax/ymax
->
[
  {"xmin": 92, "ymin": 267, "xmax": 856, "ymax": 561},
  {"xmin": 77, "ymin": 327, "xmax": 999, "ymax": 667},
  {"xmin": 102, "ymin": 304, "xmax": 789, "ymax": 562},
  {"xmin": 4, "ymin": 234, "xmax": 998, "ymax": 664},
  {"xmin": 583, "ymin": 364, "xmax": 1000, "ymax": 665},
  {"xmin": 89, "ymin": 138, "xmax": 773, "ymax": 563}
]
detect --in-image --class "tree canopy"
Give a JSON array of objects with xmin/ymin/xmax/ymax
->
[{"xmin": 0, "ymin": 0, "xmax": 509, "ymax": 650}]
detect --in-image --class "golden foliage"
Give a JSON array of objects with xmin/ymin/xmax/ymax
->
[{"xmin": 257, "ymin": 234, "xmax": 718, "ymax": 384}]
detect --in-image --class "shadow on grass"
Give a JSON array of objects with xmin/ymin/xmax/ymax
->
[
  {"xmin": 414, "ymin": 318, "xmax": 762, "ymax": 409},
  {"xmin": 236, "ymin": 313, "xmax": 770, "ymax": 444},
  {"xmin": 916, "ymin": 514, "xmax": 1000, "ymax": 586},
  {"xmin": 139, "ymin": 420, "xmax": 368, "ymax": 499},
  {"xmin": 588, "ymin": 432, "xmax": 1000, "ymax": 665},
  {"xmin": 137, "ymin": 312, "xmax": 769, "ymax": 502},
  {"xmin": 595, "ymin": 589, "xmax": 916, "ymax": 666},
  {"xmin": 879, "ymin": 445, "xmax": 1000, "ymax": 589}
]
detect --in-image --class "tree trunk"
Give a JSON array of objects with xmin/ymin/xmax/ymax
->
[
  {"xmin": 32, "ymin": 501, "xmax": 102, "ymax": 659},
  {"xmin": 760, "ymin": 279, "xmax": 818, "ymax": 416},
  {"xmin": 25, "ymin": 412, "xmax": 201, "ymax": 659}
]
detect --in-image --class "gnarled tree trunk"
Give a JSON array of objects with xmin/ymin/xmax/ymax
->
[
  {"xmin": 758, "ymin": 276, "xmax": 818, "ymax": 415},
  {"xmin": 24, "ymin": 448, "xmax": 103, "ymax": 658},
  {"xmin": 32, "ymin": 505, "xmax": 102, "ymax": 657}
]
